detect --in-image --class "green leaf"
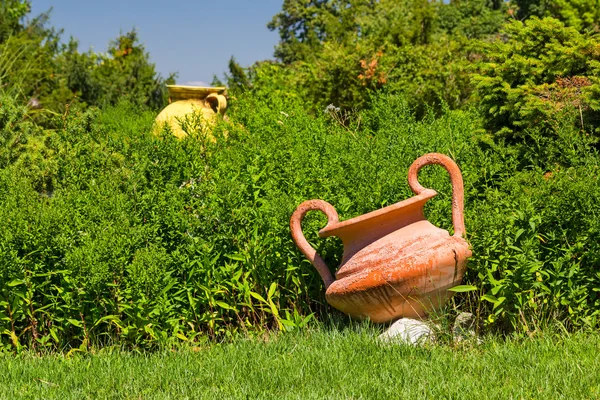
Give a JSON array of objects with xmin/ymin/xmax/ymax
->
[
  {"xmin": 249, "ymin": 291, "xmax": 267, "ymax": 304},
  {"xmin": 514, "ymin": 228, "xmax": 525, "ymax": 241},
  {"xmin": 50, "ymin": 328, "xmax": 59, "ymax": 343},
  {"xmin": 529, "ymin": 220, "xmax": 536, "ymax": 232},
  {"xmin": 481, "ymin": 294, "xmax": 499, "ymax": 303},
  {"xmin": 267, "ymin": 282, "xmax": 277, "ymax": 299},
  {"xmin": 160, "ymin": 280, "xmax": 176, "ymax": 295},
  {"xmin": 268, "ymin": 298, "xmax": 280, "ymax": 318},
  {"xmin": 67, "ymin": 318, "xmax": 82, "ymax": 328},
  {"xmin": 226, "ymin": 253, "xmax": 246, "ymax": 262},
  {"xmin": 280, "ymin": 319, "xmax": 297, "ymax": 328},
  {"xmin": 175, "ymin": 332, "xmax": 188, "ymax": 341},
  {"xmin": 215, "ymin": 301, "xmax": 235, "ymax": 311},
  {"xmin": 12, "ymin": 291, "xmax": 26, "ymax": 300},
  {"xmin": 448, "ymin": 285, "xmax": 477, "ymax": 292},
  {"xmin": 93, "ymin": 315, "xmax": 123, "ymax": 329},
  {"xmin": 300, "ymin": 314, "xmax": 314, "ymax": 327}
]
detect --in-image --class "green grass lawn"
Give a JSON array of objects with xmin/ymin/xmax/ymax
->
[{"xmin": 1, "ymin": 328, "xmax": 599, "ymax": 399}]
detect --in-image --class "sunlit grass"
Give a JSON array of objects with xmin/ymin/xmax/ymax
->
[{"xmin": 1, "ymin": 328, "xmax": 599, "ymax": 399}]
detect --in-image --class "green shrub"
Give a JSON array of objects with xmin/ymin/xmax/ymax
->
[
  {"xmin": 468, "ymin": 161, "xmax": 600, "ymax": 331},
  {"xmin": 0, "ymin": 2, "xmax": 173, "ymax": 123},
  {"xmin": 513, "ymin": 0, "xmax": 600, "ymax": 32},
  {"xmin": 228, "ymin": 0, "xmax": 503, "ymax": 116},
  {"xmin": 1, "ymin": 92, "xmax": 600, "ymax": 351},
  {"xmin": 44, "ymin": 31, "xmax": 174, "ymax": 117},
  {"xmin": 473, "ymin": 17, "xmax": 600, "ymax": 139}
]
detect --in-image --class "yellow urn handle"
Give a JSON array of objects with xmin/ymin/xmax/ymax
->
[{"xmin": 205, "ymin": 93, "xmax": 227, "ymax": 116}]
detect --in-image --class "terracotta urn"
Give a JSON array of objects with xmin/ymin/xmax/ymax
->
[
  {"xmin": 290, "ymin": 153, "xmax": 472, "ymax": 323},
  {"xmin": 154, "ymin": 85, "xmax": 227, "ymax": 138}
]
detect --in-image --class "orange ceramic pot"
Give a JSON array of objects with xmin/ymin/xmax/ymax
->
[{"xmin": 290, "ymin": 153, "xmax": 472, "ymax": 323}]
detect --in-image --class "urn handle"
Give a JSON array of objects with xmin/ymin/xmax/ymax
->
[
  {"xmin": 408, "ymin": 153, "xmax": 466, "ymax": 237},
  {"xmin": 205, "ymin": 93, "xmax": 227, "ymax": 116},
  {"xmin": 290, "ymin": 200, "xmax": 339, "ymax": 289}
]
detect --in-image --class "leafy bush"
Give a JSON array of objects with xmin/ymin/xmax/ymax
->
[
  {"xmin": 469, "ymin": 161, "xmax": 600, "ymax": 332},
  {"xmin": 0, "ymin": 3, "xmax": 173, "ymax": 126},
  {"xmin": 227, "ymin": 0, "xmax": 504, "ymax": 116},
  {"xmin": 2, "ymin": 91, "xmax": 600, "ymax": 351},
  {"xmin": 513, "ymin": 0, "xmax": 600, "ymax": 32},
  {"xmin": 473, "ymin": 17, "xmax": 600, "ymax": 138}
]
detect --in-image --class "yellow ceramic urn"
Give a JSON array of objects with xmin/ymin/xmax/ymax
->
[{"xmin": 154, "ymin": 85, "xmax": 227, "ymax": 138}]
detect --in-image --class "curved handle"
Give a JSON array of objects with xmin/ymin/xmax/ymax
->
[
  {"xmin": 290, "ymin": 200, "xmax": 339, "ymax": 289},
  {"xmin": 205, "ymin": 93, "xmax": 227, "ymax": 116},
  {"xmin": 408, "ymin": 153, "xmax": 466, "ymax": 238}
]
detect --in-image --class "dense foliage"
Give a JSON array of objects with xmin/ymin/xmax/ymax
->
[
  {"xmin": 473, "ymin": 17, "xmax": 600, "ymax": 138},
  {"xmin": 1, "ymin": 91, "xmax": 599, "ymax": 350},
  {"xmin": 225, "ymin": 0, "xmax": 507, "ymax": 115},
  {"xmin": 1, "ymin": 0, "xmax": 600, "ymax": 350},
  {"xmin": 0, "ymin": 1, "xmax": 173, "ymax": 123}
]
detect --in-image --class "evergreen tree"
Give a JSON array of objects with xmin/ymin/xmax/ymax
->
[
  {"xmin": 0, "ymin": 0, "xmax": 29, "ymax": 43},
  {"xmin": 473, "ymin": 17, "xmax": 600, "ymax": 135},
  {"xmin": 514, "ymin": 0, "xmax": 600, "ymax": 32}
]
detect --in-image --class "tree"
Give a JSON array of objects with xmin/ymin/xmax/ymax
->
[
  {"xmin": 268, "ymin": 0, "xmax": 363, "ymax": 64},
  {"xmin": 438, "ymin": 0, "xmax": 508, "ymax": 39},
  {"xmin": 0, "ymin": 0, "xmax": 29, "ymax": 43},
  {"xmin": 473, "ymin": 17, "xmax": 600, "ymax": 137},
  {"xmin": 45, "ymin": 30, "xmax": 174, "ymax": 113},
  {"xmin": 223, "ymin": 56, "xmax": 251, "ymax": 94},
  {"xmin": 262, "ymin": 0, "xmax": 478, "ymax": 113},
  {"xmin": 93, "ymin": 30, "xmax": 173, "ymax": 110},
  {"xmin": 514, "ymin": 0, "xmax": 600, "ymax": 32},
  {"xmin": 268, "ymin": 0, "xmax": 443, "ymax": 64}
]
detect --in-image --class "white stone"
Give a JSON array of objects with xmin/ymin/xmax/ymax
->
[{"xmin": 378, "ymin": 318, "xmax": 432, "ymax": 345}]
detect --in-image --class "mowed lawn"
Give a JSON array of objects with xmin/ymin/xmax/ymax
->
[{"xmin": 1, "ymin": 329, "xmax": 599, "ymax": 399}]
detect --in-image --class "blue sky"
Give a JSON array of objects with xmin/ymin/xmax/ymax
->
[{"xmin": 30, "ymin": 0, "xmax": 282, "ymax": 85}]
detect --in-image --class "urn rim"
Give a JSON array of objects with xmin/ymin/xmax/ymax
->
[
  {"xmin": 166, "ymin": 85, "xmax": 227, "ymax": 100},
  {"xmin": 318, "ymin": 189, "xmax": 437, "ymax": 238}
]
